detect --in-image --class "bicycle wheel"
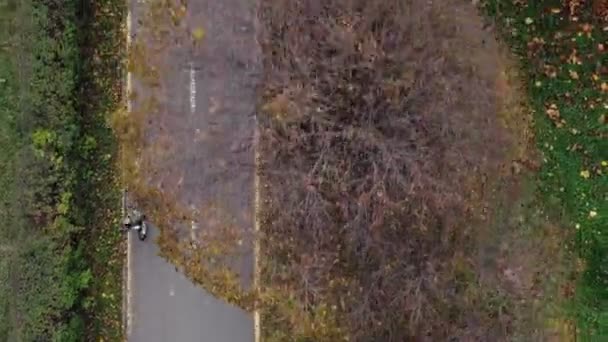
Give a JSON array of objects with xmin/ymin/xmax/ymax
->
[{"xmin": 138, "ymin": 222, "xmax": 148, "ymax": 241}]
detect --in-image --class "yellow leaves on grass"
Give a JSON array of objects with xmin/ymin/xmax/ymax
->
[
  {"xmin": 546, "ymin": 103, "xmax": 566, "ymax": 127},
  {"xmin": 579, "ymin": 161, "xmax": 606, "ymax": 181},
  {"xmin": 569, "ymin": 70, "xmax": 580, "ymax": 80},
  {"xmin": 544, "ymin": 64, "xmax": 558, "ymax": 78},
  {"xmin": 567, "ymin": 0, "xmax": 583, "ymax": 17},
  {"xmin": 568, "ymin": 49, "xmax": 582, "ymax": 65},
  {"xmin": 527, "ymin": 37, "xmax": 545, "ymax": 57}
]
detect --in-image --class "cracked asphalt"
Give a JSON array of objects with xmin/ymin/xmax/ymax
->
[{"xmin": 126, "ymin": 0, "xmax": 260, "ymax": 340}]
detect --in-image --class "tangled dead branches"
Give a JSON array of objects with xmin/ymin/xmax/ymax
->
[{"xmin": 258, "ymin": 0, "xmax": 513, "ymax": 340}]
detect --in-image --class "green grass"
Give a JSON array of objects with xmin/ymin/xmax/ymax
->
[
  {"xmin": 484, "ymin": 0, "xmax": 608, "ymax": 338},
  {"xmin": 0, "ymin": 0, "xmax": 125, "ymax": 339},
  {"xmin": 0, "ymin": 0, "xmax": 30, "ymax": 338}
]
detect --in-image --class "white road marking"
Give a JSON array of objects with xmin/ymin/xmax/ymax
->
[
  {"xmin": 125, "ymin": 8, "xmax": 134, "ymax": 339},
  {"xmin": 252, "ymin": 9, "xmax": 262, "ymax": 341},
  {"xmin": 190, "ymin": 63, "xmax": 196, "ymax": 114},
  {"xmin": 190, "ymin": 220, "xmax": 198, "ymax": 241},
  {"xmin": 169, "ymin": 286, "xmax": 175, "ymax": 297},
  {"xmin": 190, "ymin": 204, "xmax": 199, "ymax": 242},
  {"xmin": 126, "ymin": 8, "xmax": 132, "ymax": 114},
  {"xmin": 253, "ymin": 119, "xmax": 261, "ymax": 342},
  {"xmin": 127, "ymin": 225, "xmax": 133, "ymax": 336}
]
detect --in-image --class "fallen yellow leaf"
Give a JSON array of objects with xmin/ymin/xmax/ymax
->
[
  {"xmin": 546, "ymin": 104, "xmax": 561, "ymax": 121},
  {"xmin": 192, "ymin": 27, "xmax": 206, "ymax": 41},
  {"xmin": 569, "ymin": 70, "xmax": 579, "ymax": 79},
  {"xmin": 580, "ymin": 170, "xmax": 590, "ymax": 179}
]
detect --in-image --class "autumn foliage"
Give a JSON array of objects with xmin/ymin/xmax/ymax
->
[{"xmin": 257, "ymin": 0, "xmax": 519, "ymax": 340}]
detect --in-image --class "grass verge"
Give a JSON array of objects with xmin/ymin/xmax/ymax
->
[
  {"xmin": 484, "ymin": 0, "xmax": 608, "ymax": 338},
  {"xmin": 0, "ymin": 0, "xmax": 125, "ymax": 339}
]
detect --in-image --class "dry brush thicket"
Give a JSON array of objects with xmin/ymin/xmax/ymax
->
[
  {"xmin": 117, "ymin": 0, "xmax": 564, "ymax": 340},
  {"xmin": 257, "ymin": 0, "xmax": 523, "ymax": 340}
]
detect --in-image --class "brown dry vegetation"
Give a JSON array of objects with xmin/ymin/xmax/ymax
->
[
  {"xmin": 114, "ymin": 0, "xmax": 574, "ymax": 340},
  {"xmin": 256, "ymin": 0, "xmax": 571, "ymax": 340}
]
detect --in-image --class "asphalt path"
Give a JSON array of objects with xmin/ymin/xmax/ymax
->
[
  {"xmin": 125, "ymin": 0, "xmax": 260, "ymax": 340},
  {"xmin": 128, "ymin": 225, "xmax": 253, "ymax": 342}
]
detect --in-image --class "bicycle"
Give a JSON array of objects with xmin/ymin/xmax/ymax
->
[{"xmin": 121, "ymin": 189, "xmax": 148, "ymax": 241}]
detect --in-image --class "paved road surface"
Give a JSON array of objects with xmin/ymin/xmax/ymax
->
[
  {"xmin": 126, "ymin": 0, "xmax": 260, "ymax": 340},
  {"xmin": 129, "ymin": 225, "xmax": 253, "ymax": 342}
]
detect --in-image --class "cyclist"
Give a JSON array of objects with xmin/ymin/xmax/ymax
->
[{"xmin": 122, "ymin": 208, "xmax": 146, "ymax": 232}]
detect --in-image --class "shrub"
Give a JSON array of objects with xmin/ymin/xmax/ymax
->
[
  {"xmin": 258, "ymin": 0, "xmax": 514, "ymax": 339},
  {"xmin": 0, "ymin": 0, "xmax": 123, "ymax": 338}
]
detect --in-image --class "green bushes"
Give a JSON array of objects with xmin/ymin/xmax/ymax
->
[
  {"xmin": 15, "ymin": 234, "xmax": 88, "ymax": 341},
  {"xmin": 0, "ymin": 0, "xmax": 124, "ymax": 339},
  {"xmin": 0, "ymin": 0, "xmax": 93, "ymax": 340}
]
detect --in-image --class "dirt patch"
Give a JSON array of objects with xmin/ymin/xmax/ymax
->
[
  {"xmin": 257, "ymin": 0, "xmax": 571, "ymax": 340},
  {"xmin": 479, "ymin": 44, "xmax": 576, "ymax": 341}
]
